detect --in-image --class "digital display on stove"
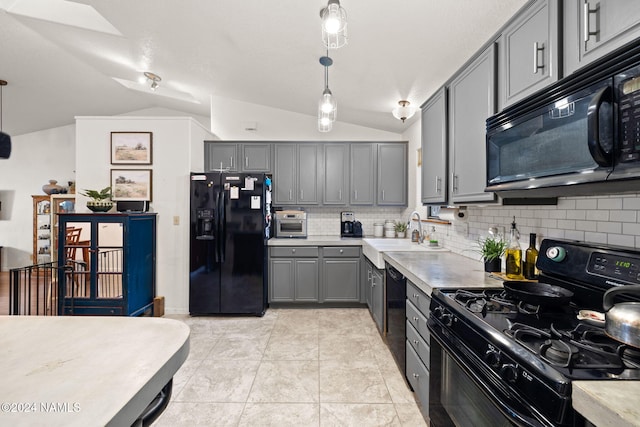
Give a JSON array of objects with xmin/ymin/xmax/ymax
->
[{"xmin": 588, "ymin": 252, "xmax": 640, "ymax": 283}]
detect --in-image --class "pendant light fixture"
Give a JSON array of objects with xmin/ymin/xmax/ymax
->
[
  {"xmin": 392, "ymin": 100, "xmax": 416, "ymax": 123},
  {"xmin": 321, "ymin": 0, "xmax": 347, "ymax": 49},
  {"xmin": 0, "ymin": 79, "xmax": 11, "ymax": 159},
  {"xmin": 318, "ymin": 54, "xmax": 336, "ymax": 132}
]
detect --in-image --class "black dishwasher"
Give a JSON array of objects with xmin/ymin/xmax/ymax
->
[{"xmin": 384, "ymin": 263, "xmax": 407, "ymax": 377}]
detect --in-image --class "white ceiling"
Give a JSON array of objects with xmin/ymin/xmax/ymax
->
[{"xmin": 0, "ymin": 0, "xmax": 528, "ymax": 137}]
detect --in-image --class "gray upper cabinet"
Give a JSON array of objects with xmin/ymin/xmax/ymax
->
[
  {"xmin": 273, "ymin": 143, "xmax": 319, "ymax": 205},
  {"xmin": 448, "ymin": 44, "xmax": 497, "ymax": 204},
  {"xmin": 241, "ymin": 144, "xmax": 271, "ymax": 172},
  {"xmin": 205, "ymin": 143, "xmax": 238, "ymax": 172},
  {"xmin": 350, "ymin": 144, "xmax": 376, "ymax": 205},
  {"xmin": 298, "ymin": 144, "xmax": 320, "ymax": 204},
  {"xmin": 377, "ymin": 143, "xmax": 407, "ymax": 206},
  {"xmin": 564, "ymin": 0, "xmax": 640, "ymax": 76},
  {"xmin": 323, "ymin": 144, "xmax": 349, "ymax": 205},
  {"xmin": 421, "ymin": 88, "xmax": 448, "ymax": 205},
  {"xmin": 499, "ymin": 0, "xmax": 559, "ymax": 109}
]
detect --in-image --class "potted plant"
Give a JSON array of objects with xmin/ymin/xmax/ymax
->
[
  {"xmin": 394, "ymin": 221, "xmax": 408, "ymax": 238},
  {"xmin": 80, "ymin": 186, "xmax": 113, "ymax": 212},
  {"xmin": 476, "ymin": 236, "xmax": 507, "ymax": 272}
]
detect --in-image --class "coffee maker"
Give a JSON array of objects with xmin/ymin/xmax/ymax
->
[{"xmin": 341, "ymin": 211, "xmax": 363, "ymax": 237}]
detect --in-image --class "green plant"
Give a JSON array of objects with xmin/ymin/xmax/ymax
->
[
  {"xmin": 476, "ymin": 236, "xmax": 507, "ymax": 262},
  {"xmin": 80, "ymin": 186, "xmax": 112, "ymax": 202},
  {"xmin": 394, "ymin": 221, "xmax": 408, "ymax": 233}
]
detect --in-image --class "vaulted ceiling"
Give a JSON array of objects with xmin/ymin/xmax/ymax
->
[{"xmin": 0, "ymin": 0, "xmax": 527, "ymax": 137}]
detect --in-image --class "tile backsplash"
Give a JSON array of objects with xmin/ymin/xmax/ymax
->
[
  {"xmin": 301, "ymin": 194, "xmax": 640, "ymax": 266},
  {"xmin": 437, "ymin": 194, "xmax": 640, "ymax": 262},
  {"xmin": 303, "ymin": 206, "xmax": 408, "ymax": 237}
]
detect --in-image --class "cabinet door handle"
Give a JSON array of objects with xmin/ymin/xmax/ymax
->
[
  {"xmin": 412, "ymin": 316, "xmax": 419, "ymax": 322},
  {"xmin": 339, "ymin": 249, "xmax": 344, "ymax": 254},
  {"xmin": 413, "ymin": 339, "xmax": 419, "ymax": 345},
  {"xmin": 452, "ymin": 174, "xmax": 459, "ymax": 194},
  {"xmin": 289, "ymin": 189, "xmax": 292, "ymax": 200},
  {"xmin": 230, "ymin": 156, "xmax": 233, "ymax": 168},
  {"xmin": 583, "ymin": 0, "xmax": 599, "ymax": 45},
  {"xmin": 413, "ymin": 373, "xmax": 419, "ymax": 379},
  {"xmin": 339, "ymin": 189, "xmax": 342, "ymax": 201},
  {"xmin": 245, "ymin": 156, "xmax": 249, "ymax": 168},
  {"xmin": 291, "ymin": 248, "xmax": 296, "ymax": 254},
  {"xmin": 413, "ymin": 293, "xmax": 419, "ymax": 299},
  {"xmin": 382, "ymin": 190, "xmax": 385, "ymax": 201},
  {"xmin": 435, "ymin": 176, "xmax": 441, "ymax": 194},
  {"xmin": 354, "ymin": 189, "xmax": 358, "ymax": 200},
  {"xmin": 533, "ymin": 42, "xmax": 545, "ymax": 74},
  {"xmin": 300, "ymin": 189, "xmax": 304, "ymax": 200}
]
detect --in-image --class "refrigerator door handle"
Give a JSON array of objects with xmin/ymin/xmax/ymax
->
[
  {"xmin": 220, "ymin": 189, "xmax": 226, "ymax": 263},
  {"xmin": 214, "ymin": 190, "xmax": 221, "ymax": 263}
]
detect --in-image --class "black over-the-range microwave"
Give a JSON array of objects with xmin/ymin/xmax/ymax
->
[{"xmin": 486, "ymin": 39, "xmax": 640, "ymax": 198}]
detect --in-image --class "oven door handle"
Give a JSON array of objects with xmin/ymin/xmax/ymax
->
[{"xmin": 429, "ymin": 324, "xmax": 550, "ymax": 427}]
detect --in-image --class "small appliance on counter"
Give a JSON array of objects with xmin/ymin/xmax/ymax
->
[
  {"xmin": 341, "ymin": 211, "xmax": 362, "ymax": 238},
  {"xmin": 274, "ymin": 209, "xmax": 307, "ymax": 238}
]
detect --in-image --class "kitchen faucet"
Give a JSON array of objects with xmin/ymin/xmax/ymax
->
[{"xmin": 408, "ymin": 211, "xmax": 424, "ymax": 243}]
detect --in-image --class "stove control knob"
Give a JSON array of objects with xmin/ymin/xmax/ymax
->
[
  {"xmin": 441, "ymin": 313, "xmax": 454, "ymax": 327},
  {"xmin": 484, "ymin": 349, "xmax": 501, "ymax": 367},
  {"xmin": 499, "ymin": 364, "xmax": 519, "ymax": 383},
  {"xmin": 433, "ymin": 306, "xmax": 445, "ymax": 319},
  {"xmin": 546, "ymin": 246, "xmax": 566, "ymax": 262}
]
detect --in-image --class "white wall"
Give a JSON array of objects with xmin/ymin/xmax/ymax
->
[
  {"xmin": 210, "ymin": 95, "xmax": 402, "ymax": 141},
  {"xmin": 0, "ymin": 124, "xmax": 76, "ymax": 269},
  {"xmin": 75, "ymin": 116, "xmax": 211, "ymax": 314}
]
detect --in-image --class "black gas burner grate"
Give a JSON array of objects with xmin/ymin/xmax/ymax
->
[
  {"xmin": 504, "ymin": 320, "xmax": 639, "ymax": 370},
  {"xmin": 452, "ymin": 289, "xmax": 517, "ymax": 314}
]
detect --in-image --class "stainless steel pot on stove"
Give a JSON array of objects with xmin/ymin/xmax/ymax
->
[{"xmin": 603, "ymin": 284, "xmax": 640, "ymax": 348}]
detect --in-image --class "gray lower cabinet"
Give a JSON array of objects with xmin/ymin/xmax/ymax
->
[
  {"xmin": 363, "ymin": 258, "xmax": 384, "ymax": 333},
  {"xmin": 377, "ymin": 143, "xmax": 407, "ymax": 206},
  {"xmin": 448, "ymin": 44, "xmax": 497, "ymax": 204},
  {"xmin": 406, "ymin": 280, "xmax": 431, "ymax": 420},
  {"xmin": 564, "ymin": 0, "xmax": 640, "ymax": 76},
  {"xmin": 322, "ymin": 247, "xmax": 360, "ymax": 302},
  {"xmin": 269, "ymin": 247, "xmax": 319, "ymax": 302}
]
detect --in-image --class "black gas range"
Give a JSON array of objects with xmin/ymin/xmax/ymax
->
[{"xmin": 428, "ymin": 239, "xmax": 640, "ymax": 427}]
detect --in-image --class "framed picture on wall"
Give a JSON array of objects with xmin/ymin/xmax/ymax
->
[
  {"xmin": 111, "ymin": 169, "xmax": 152, "ymax": 201},
  {"xmin": 111, "ymin": 132, "xmax": 152, "ymax": 165}
]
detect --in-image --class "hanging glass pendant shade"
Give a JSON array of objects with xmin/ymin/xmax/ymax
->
[
  {"xmin": 318, "ymin": 55, "xmax": 336, "ymax": 132},
  {"xmin": 321, "ymin": 0, "xmax": 347, "ymax": 49}
]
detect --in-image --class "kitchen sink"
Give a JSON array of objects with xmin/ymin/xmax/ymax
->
[{"xmin": 362, "ymin": 238, "xmax": 449, "ymax": 269}]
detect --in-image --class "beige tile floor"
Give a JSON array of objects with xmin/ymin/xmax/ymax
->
[{"xmin": 157, "ymin": 308, "xmax": 427, "ymax": 426}]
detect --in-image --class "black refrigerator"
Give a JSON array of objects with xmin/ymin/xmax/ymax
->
[{"xmin": 189, "ymin": 172, "xmax": 270, "ymax": 316}]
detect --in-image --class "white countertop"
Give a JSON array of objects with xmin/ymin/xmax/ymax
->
[
  {"xmin": 362, "ymin": 238, "xmax": 450, "ymax": 269},
  {"xmin": 382, "ymin": 251, "xmax": 502, "ymax": 295},
  {"xmin": 0, "ymin": 316, "xmax": 190, "ymax": 427},
  {"xmin": 572, "ymin": 381, "xmax": 640, "ymax": 427}
]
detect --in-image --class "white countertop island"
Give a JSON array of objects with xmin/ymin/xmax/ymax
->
[{"xmin": 0, "ymin": 316, "xmax": 190, "ymax": 427}]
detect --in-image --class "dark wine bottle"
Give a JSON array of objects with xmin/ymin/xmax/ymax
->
[{"xmin": 523, "ymin": 233, "xmax": 539, "ymax": 280}]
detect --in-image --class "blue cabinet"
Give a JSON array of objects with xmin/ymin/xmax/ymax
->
[{"xmin": 57, "ymin": 213, "xmax": 156, "ymax": 316}]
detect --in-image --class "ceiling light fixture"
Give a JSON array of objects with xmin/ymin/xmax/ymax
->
[
  {"xmin": 321, "ymin": 0, "xmax": 347, "ymax": 49},
  {"xmin": 392, "ymin": 100, "xmax": 416, "ymax": 123},
  {"xmin": 0, "ymin": 79, "xmax": 11, "ymax": 159},
  {"xmin": 318, "ymin": 55, "xmax": 336, "ymax": 133},
  {"xmin": 144, "ymin": 71, "xmax": 161, "ymax": 91}
]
